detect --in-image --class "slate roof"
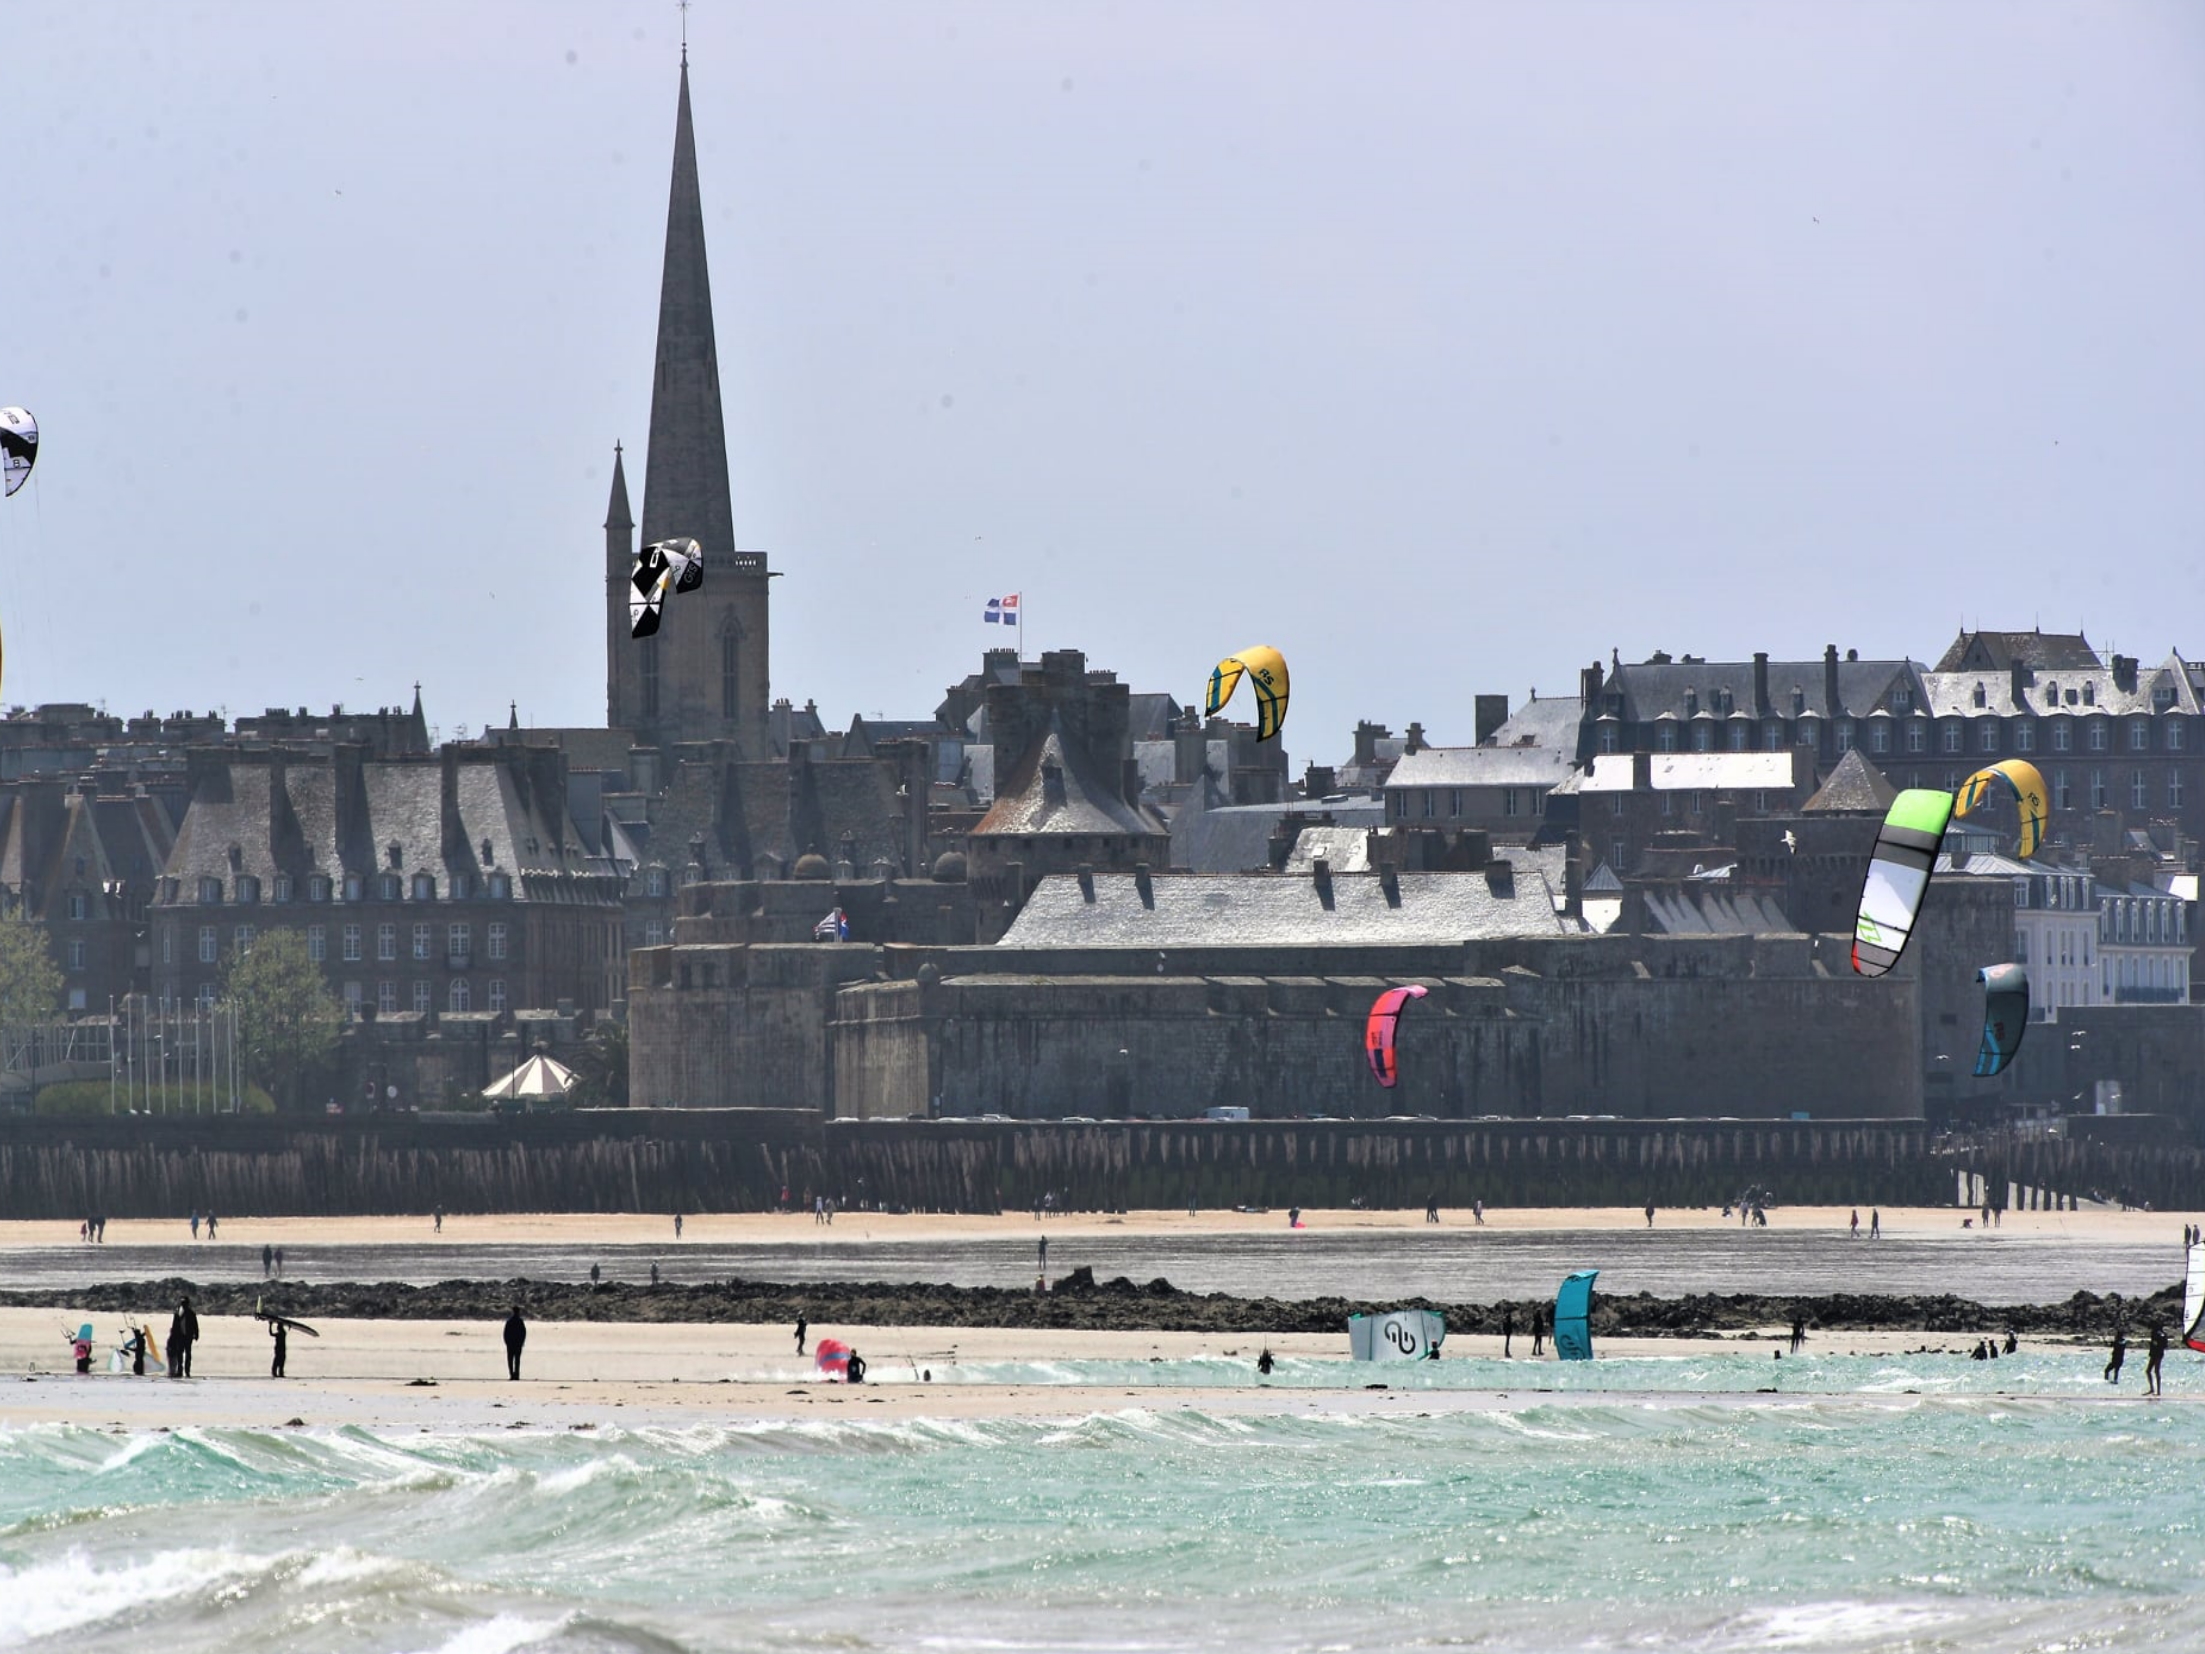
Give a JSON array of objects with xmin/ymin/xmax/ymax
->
[
  {"xmin": 649, "ymin": 751, "xmax": 908, "ymax": 880},
  {"xmin": 1933, "ymin": 629, "xmax": 2101, "ymax": 673},
  {"xmin": 998, "ymin": 868, "xmax": 1571, "ymax": 947},
  {"xmin": 1580, "ymin": 753, "xmax": 1799, "ymax": 792},
  {"xmin": 1601, "ymin": 657, "xmax": 1924, "ymax": 724},
  {"xmin": 1383, "ymin": 745, "xmax": 1578, "ymax": 789},
  {"xmin": 1801, "ymin": 749, "xmax": 1898, "ymax": 815},
  {"xmin": 973, "ymin": 716, "xmax": 1164, "ymax": 839},
  {"xmin": 1487, "ymin": 693, "xmax": 1585, "ymax": 749},
  {"xmin": 1172, "ymin": 799, "xmax": 1383, "ymax": 874},
  {"xmin": 1918, "ymin": 652, "xmax": 2202, "ymax": 720},
  {"xmin": 1643, "ymin": 887, "xmax": 1794, "ymax": 935},
  {"xmin": 1283, "ymin": 826, "xmax": 1375, "ymax": 872}
]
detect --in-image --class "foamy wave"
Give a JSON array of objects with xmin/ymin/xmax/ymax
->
[
  {"xmin": 0, "ymin": 1547, "xmax": 279, "ymax": 1644},
  {"xmin": 393, "ymin": 1610, "xmax": 571, "ymax": 1654}
]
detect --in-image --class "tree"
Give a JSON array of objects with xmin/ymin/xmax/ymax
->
[
  {"xmin": 0, "ymin": 914, "xmax": 63, "ymax": 1025},
  {"xmin": 568, "ymin": 1018, "xmax": 630, "ymax": 1108},
  {"xmin": 221, "ymin": 930, "xmax": 341, "ymax": 1110}
]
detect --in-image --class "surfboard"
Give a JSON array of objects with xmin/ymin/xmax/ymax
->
[{"xmin": 254, "ymin": 1310, "xmax": 320, "ymax": 1337}]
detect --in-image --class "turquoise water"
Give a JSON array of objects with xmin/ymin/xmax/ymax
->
[{"xmin": 4, "ymin": 1355, "xmax": 2202, "ymax": 1653}]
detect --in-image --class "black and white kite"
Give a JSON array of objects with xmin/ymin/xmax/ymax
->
[
  {"xmin": 629, "ymin": 536, "xmax": 703, "ymax": 639},
  {"xmin": 0, "ymin": 408, "xmax": 35, "ymax": 498}
]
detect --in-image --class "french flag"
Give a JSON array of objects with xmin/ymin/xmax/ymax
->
[{"xmin": 983, "ymin": 594, "xmax": 1020, "ymax": 626}]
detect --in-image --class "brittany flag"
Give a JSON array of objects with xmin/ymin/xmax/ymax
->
[
  {"xmin": 983, "ymin": 593, "xmax": 1020, "ymax": 626},
  {"xmin": 814, "ymin": 907, "xmax": 850, "ymax": 942}
]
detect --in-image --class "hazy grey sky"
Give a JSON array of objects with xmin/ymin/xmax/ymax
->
[{"xmin": 5, "ymin": 3, "xmax": 2201, "ymax": 762}]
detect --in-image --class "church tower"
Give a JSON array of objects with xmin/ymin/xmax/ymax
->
[{"xmin": 606, "ymin": 52, "xmax": 773, "ymax": 757}]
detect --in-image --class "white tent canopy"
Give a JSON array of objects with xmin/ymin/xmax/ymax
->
[{"xmin": 480, "ymin": 1053, "xmax": 578, "ymax": 1101}]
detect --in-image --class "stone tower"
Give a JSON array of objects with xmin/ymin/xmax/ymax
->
[
  {"xmin": 606, "ymin": 54, "xmax": 773, "ymax": 756},
  {"xmin": 602, "ymin": 442, "xmax": 634, "ymax": 729}
]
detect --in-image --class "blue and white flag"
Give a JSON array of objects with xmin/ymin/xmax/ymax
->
[
  {"xmin": 814, "ymin": 907, "xmax": 850, "ymax": 942},
  {"xmin": 983, "ymin": 593, "xmax": 1020, "ymax": 626}
]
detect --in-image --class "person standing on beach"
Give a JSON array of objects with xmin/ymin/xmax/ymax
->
[
  {"xmin": 190, "ymin": 1210, "xmax": 200, "ymax": 1240},
  {"xmin": 1039, "ymin": 1235, "xmax": 1048, "ymax": 1276},
  {"xmin": 1502, "ymin": 1307, "xmax": 1515, "ymax": 1359},
  {"xmin": 262, "ymin": 1243, "xmax": 273, "ymax": 1278},
  {"xmin": 1644, "ymin": 1202, "xmax": 1655, "ymax": 1228},
  {"xmin": 795, "ymin": 1314, "xmax": 808, "ymax": 1356},
  {"xmin": 1849, "ymin": 1209, "xmax": 1860, "ymax": 1238},
  {"xmin": 2146, "ymin": 1323, "xmax": 2168, "ymax": 1396},
  {"xmin": 1790, "ymin": 1315, "xmax": 1806, "ymax": 1354},
  {"xmin": 1531, "ymin": 1306, "xmax": 1547, "ymax": 1358},
  {"xmin": 1870, "ymin": 1209, "xmax": 1881, "ymax": 1240},
  {"xmin": 168, "ymin": 1297, "xmax": 197, "ymax": 1379},
  {"xmin": 126, "ymin": 1324, "xmax": 148, "ymax": 1376},
  {"xmin": 503, "ymin": 1306, "xmax": 527, "ymax": 1379},
  {"xmin": 674, "ymin": 1213, "xmax": 684, "ymax": 1239},
  {"xmin": 2106, "ymin": 1328, "xmax": 2128, "ymax": 1384},
  {"xmin": 268, "ymin": 1319, "xmax": 288, "ymax": 1379},
  {"xmin": 207, "ymin": 1213, "xmax": 217, "ymax": 1240},
  {"xmin": 434, "ymin": 1205, "xmax": 444, "ymax": 1234},
  {"xmin": 590, "ymin": 1263, "xmax": 600, "ymax": 1286},
  {"xmin": 1426, "ymin": 1194, "xmax": 1441, "ymax": 1224},
  {"xmin": 1256, "ymin": 1348, "xmax": 1275, "ymax": 1376},
  {"xmin": 274, "ymin": 1247, "xmax": 284, "ymax": 1277}
]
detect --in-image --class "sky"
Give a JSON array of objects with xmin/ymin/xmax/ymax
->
[{"xmin": 4, "ymin": 2, "xmax": 2202, "ymax": 766}]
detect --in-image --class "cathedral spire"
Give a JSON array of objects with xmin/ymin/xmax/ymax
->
[
  {"xmin": 605, "ymin": 441, "xmax": 632, "ymax": 533},
  {"xmin": 638, "ymin": 58, "xmax": 734, "ymax": 572}
]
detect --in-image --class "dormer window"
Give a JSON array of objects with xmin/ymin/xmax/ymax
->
[
  {"xmin": 308, "ymin": 875, "xmax": 331, "ymax": 904},
  {"xmin": 2082, "ymin": 682, "xmax": 2095, "ymax": 706},
  {"xmin": 412, "ymin": 874, "xmax": 436, "ymax": 901},
  {"xmin": 646, "ymin": 868, "xmax": 669, "ymax": 898},
  {"xmin": 378, "ymin": 874, "xmax": 401, "ymax": 902},
  {"xmin": 236, "ymin": 875, "xmax": 261, "ymax": 905},
  {"xmin": 274, "ymin": 876, "xmax": 295, "ymax": 903},
  {"xmin": 1891, "ymin": 688, "xmax": 1913, "ymax": 713},
  {"xmin": 66, "ymin": 892, "xmax": 88, "ymax": 921},
  {"xmin": 198, "ymin": 877, "xmax": 223, "ymax": 904},
  {"xmin": 342, "ymin": 874, "xmax": 364, "ymax": 903},
  {"xmin": 1973, "ymin": 683, "xmax": 1987, "ymax": 708},
  {"xmin": 386, "ymin": 842, "xmax": 404, "ymax": 870},
  {"xmin": 449, "ymin": 873, "xmax": 470, "ymax": 900},
  {"xmin": 480, "ymin": 838, "xmax": 495, "ymax": 866},
  {"xmin": 487, "ymin": 873, "xmax": 511, "ymax": 900}
]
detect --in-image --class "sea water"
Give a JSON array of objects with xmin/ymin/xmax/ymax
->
[{"xmin": 2, "ymin": 1354, "xmax": 2200, "ymax": 1654}]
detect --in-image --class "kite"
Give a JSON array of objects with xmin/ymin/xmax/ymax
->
[
  {"xmin": 1205, "ymin": 646, "xmax": 1290, "ymax": 742},
  {"xmin": 629, "ymin": 536, "xmax": 703, "ymax": 639},
  {"xmin": 0, "ymin": 407, "xmax": 36, "ymax": 497},
  {"xmin": 1973, "ymin": 964, "xmax": 2029, "ymax": 1078},
  {"xmin": 1364, "ymin": 984, "xmax": 1428, "ymax": 1089},
  {"xmin": 2185, "ymin": 1240, "xmax": 2205, "ymax": 1354},
  {"xmin": 1956, "ymin": 759, "xmax": 2048, "ymax": 860},
  {"xmin": 1348, "ymin": 1309, "xmax": 1446, "ymax": 1361},
  {"xmin": 814, "ymin": 1337, "xmax": 852, "ymax": 1375},
  {"xmin": 1852, "ymin": 789, "xmax": 1955, "ymax": 978},
  {"xmin": 1553, "ymin": 1270, "xmax": 1598, "ymax": 1361}
]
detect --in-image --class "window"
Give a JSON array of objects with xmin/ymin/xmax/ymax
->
[
  {"xmin": 1906, "ymin": 722, "xmax": 1928, "ymax": 754},
  {"xmin": 1942, "ymin": 722, "xmax": 1963, "ymax": 754},
  {"xmin": 1661, "ymin": 791, "xmax": 1674, "ymax": 816},
  {"xmin": 412, "ymin": 874, "xmax": 436, "ymax": 901},
  {"xmin": 2014, "ymin": 721, "xmax": 2034, "ymax": 753},
  {"xmin": 449, "ymin": 922, "xmax": 472, "ymax": 960},
  {"xmin": 2133, "ymin": 770, "xmax": 2149, "ymax": 809},
  {"xmin": 197, "ymin": 982, "xmax": 218, "ymax": 1009},
  {"xmin": 1796, "ymin": 718, "xmax": 1817, "ymax": 748},
  {"xmin": 640, "ymin": 636, "xmax": 660, "ymax": 719},
  {"xmin": 162, "ymin": 928, "xmax": 174, "ymax": 965},
  {"xmin": 1764, "ymin": 721, "xmax": 1783, "ymax": 751},
  {"xmin": 2172, "ymin": 770, "xmax": 2186, "ymax": 808},
  {"xmin": 1754, "ymin": 790, "xmax": 1770, "ymax": 812},
  {"xmin": 1977, "ymin": 718, "xmax": 1998, "ymax": 753},
  {"xmin": 488, "ymin": 979, "xmax": 507, "ymax": 1014},
  {"xmin": 199, "ymin": 877, "xmax": 223, "ymax": 904},
  {"xmin": 343, "ymin": 874, "xmax": 363, "ymax": 902},
  {"xmin": 414, "ymin": 979, "xmax": 433, "ymax": 1014},
  {"xmin": 2091, "ymin": 770, "xmax": 2107, "ymax": 809},
  {"xmin": 487, "ymin": 921, "xmax": 508, "ymax": 961},
  {"xmin": 66, "ymin": 892, "xmax": 88, "ymax": 921},
  {"xmin": 1449, "ymin": 789, "xmax": 1462, "ymax": 818},
  {"xmin": 308, "ymin": 925, "xmax": 326, "ymax": 963},
  {"xmin": 233, "ymin": 925, "xmax": 254, "ymax": 954},
  {"xmin": 378, "ymin": 922, "xmax": 397, "ymax": 961},
  {"xmin": 236, "ymin": 876, "xmax": 259, "ymax": 905},
  {"xmin": 2054, "ymin": 770, "xmax": 2072, "ymax": 810},
  {"xmin": 309, "ymin": 876, "xmax": 331, "ymax": 903},
  {"xmin": 275, "ymin": 876, "xmax": 294, "ymax": 903},
  {"xmin": 1598, "ymin": 725, "xmax": 1618, "ymax": 754},
  {"xmin": 414, "ymin": 923, "xmax": 432, "ymax": 961},
  {"xmin": 450, "ymin": 874, "xmax": 470, "ymax": 900},
  {"xmin": 2051, "ymin": 721, "xmax": 2072, "ymax": 752},
  {"xmin": 65, "ymin": 939, "xmax": 85, "ymax": 970},
  {"xmin": 1422, "ymin": 790, "xmax": 1436, "ymax": 818},
  {"xmin": 721, "ymin": 632, "xmax": 739, "ymax": 720},
  {"xmin": 1868, "ymin": 721, "xmax": 1890, "ymax": 755},
  {"xmin": 644, "ymin": 920, "xmax": 665, "ymax": 947},
  {"xmin": 449, "ymin": 978, "xmax": 471, "ymax": 1013},
  {"xmin": 1610, "ymin": 793, "xmax": 1624, "ymax": 816},
  {"xmin": 1835, "ymin": 720, "xmax": 1853, "ymax": 753},
  {"xmin": 1656, "ymin": 723, "xmax": 1678, "ymax": 753},
  {"xmin": 1729, "ymin": 722, "xmax": 1748, "ymax": 752},
  {"xmin": 1692, "ymin": 723, "xmax": 1712, "ymax": 752},
  {"xmin": 488, "ymin": 874, "xmax": 511, "ymax": 900},
  {"xmin": 1502, "ymin": 789, "xmax": 1521, "ymax": 818},
  {"xmin": 198, "ymin": 926, "xmax": 217, "ymax": 964},
  {"xmin": 378, "ymin": 980, "xmax": 398, "ymax": 1014},
  {"xmin": 645, "ymin": 868, "xmax": 668, "ymax": 898},
  {"xmin": 2170, "ymin": 720, "xmax": 2186, "ymax": 752},
  {"xmin": 378, "ymin": 874, "xmax": 401, "ymax": 902},
  {"xmin": 2131, "ymin": 719, "xmax": 2151, "ymax": 752},
  {"xmin": 344, "ymin": 981, "xmax": 363, "ymax": 1010},
  {"xmin": 342, "ymin": 924, "xmax": 362, "ymax": 962},
  {"xmin": 2088, "ymin": 720, "xmax": 2108, "ymax": 752}
]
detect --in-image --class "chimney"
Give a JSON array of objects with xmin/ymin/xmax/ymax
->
[
  {"xmin": 1823, "ymin": 644, "xmax": 1841, "ymax": 717},
  {"xmin": 440, "ymin": 746, "xmax": 466, "ymax": 865},
  {"xmin": 1077, "ymin": 862, "xmax": 1096, "ymax": 903},
  {"xmin": 2010, "ymin": 660, "xmax": 2030, "ymax": 706},
  {"xmin": 1632, "ymin": 750, "xmax": 1652, "ymax": 791},
  {"xmin": 1404, "ymin": 721, "xmax": 1428, "ymax": 755},
  {"xmin": 333, "ymin": 742, "xmax": 369, "ymax": 866},
  {"xmin": 1353, "ymin": 721, "xmax": 1389, "ymax": 767},
  {"xmin": 1134, "ymin": 862, "xmax": 1154, "ymax": 907},
  {"xmin": 2113, "ymin": 655, "xmax": 2139, "ymax": 692},
  {"xmin": 1302, "ymin": 762, "xmax": 1337, "ymax": 798},
  {"xmin": 1311, "ymin": 852, "xmax": 1333, "ymax": 907},
  {"xmin": 1474, "ymin": 694, "xmax": 1509, "ymax": 745},
  {"xmin": 1174, "ymin": 706, "xmax": 1206, "ymax": 785},
  {"xmin": 1753, "ymin": 652, "xmax": 1770, "ymax": 716},
  {"xmin": 1562, "ymin": 831, "xmax": 1583, "ymax": 919},
  {"xmin": 1580, "ymin": 661, "xmax": 1605, "ymax": 704}
]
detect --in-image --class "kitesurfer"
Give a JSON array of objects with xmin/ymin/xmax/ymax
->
[
  {"xmin": 269, "ymin": 1318, "xmax": 288, "ymax": 1379},
  {"xmin": 845, "ymin": 1350, "xmax": 866, "ymax": 1384},
  {"xmin": 2003, "ymin": 1328, "xmax": 2017, "ymax": 1354},
  {"xmin": 125, "ymin": 1325, "xmax": 147, "ymax": 1376},
  {"xmin": 1970, "ymin": 1341, "xmax": 1989, "ymax": 1361},
  {"xmin": 1256, "ymin": 1348, "xmax": 1275, "ymax": 1376},
  {"xmin": 504, "ymin": 1306, "xmax": 527, "ymax": 1379},
  {"xmin": 795, "ymin": 1314, "xmax": 808, "ymax": 1356},
  {"xmin": 69, "ymin": 1327, "xmax": 92, "ymax": 1374},
  {"xmin": 2105, "ymin": 1327, "xmax": 2128, "ymax": 1385},
  {"xmin": 168, "ymin": 1297, "xmax": 197, "ymax": 1379},
  {"xmin": 2146, "ymin": 1323, "xmax": 2168, "ymax": 1396}
]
